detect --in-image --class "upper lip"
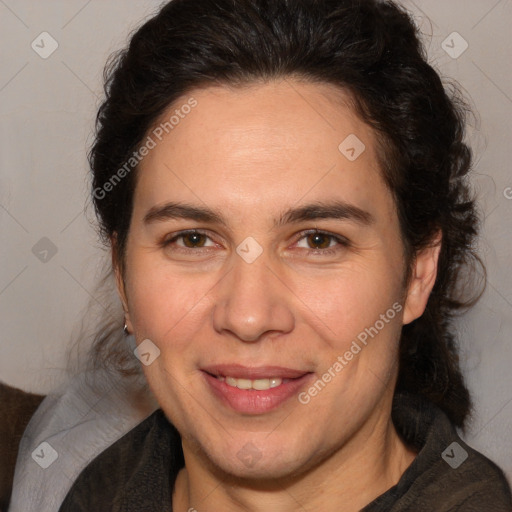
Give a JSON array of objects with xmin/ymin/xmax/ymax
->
[{"xmin": 201, "ymin": 364, "xmax": 311, "ymax": 380}]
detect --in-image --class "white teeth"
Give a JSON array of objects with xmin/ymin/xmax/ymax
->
[{"xmin": 218, "ymin": 376, "xmax": 283, "ymax": 390}]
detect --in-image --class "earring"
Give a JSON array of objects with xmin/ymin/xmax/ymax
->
[{"xmin": 124, "ymin": 323, "xmax": 137, "ymax": 351}]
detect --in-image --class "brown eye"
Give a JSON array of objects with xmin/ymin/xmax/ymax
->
[
  {"xmin": 306, "ymin": 232, "xmax": 332, "ymax": 249},
  {"xmin": 162, "ymin": 229, "xmax": 215, "ymax": 250},
  {"xmin": 181, "ymin": 232, "xmax": 207, "ymax": 248},
  {"xmin": 295, "ymin": 229, "xmax": 349, "ymax": 255}
]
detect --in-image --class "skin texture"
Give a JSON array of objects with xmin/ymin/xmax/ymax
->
[{"xmin": 114, "ymin": 78, "xmax": 441, "ymax": 512}]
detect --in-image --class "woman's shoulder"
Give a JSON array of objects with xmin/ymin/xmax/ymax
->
[
  {"xmin": 445, "ymin": 443, "xmax": 512, "ymax": 507},
  {"xmin": 365, "ymin": 392, "xmax": 512, "ymax": 511},
  {"xmin": 409, "ymin": 433, "xmax": 512, "ymax": 510},
  {"xmin": 59, "ymin": 408, "xmax": 184, "ymax": 512}
]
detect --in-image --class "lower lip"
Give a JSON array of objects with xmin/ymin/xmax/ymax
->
[{"xmin": 202, "ymin": 371, "xmax": 314, "ymax": 415}]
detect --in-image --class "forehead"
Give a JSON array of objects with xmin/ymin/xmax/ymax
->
[{"xmin": 134, "ymin": 79, "xmax": 395, "ymax": 227}]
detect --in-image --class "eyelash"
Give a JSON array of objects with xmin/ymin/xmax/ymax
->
[{"xmin": 160, "ymin": 229, "xmax": 350, "ymax": 256}]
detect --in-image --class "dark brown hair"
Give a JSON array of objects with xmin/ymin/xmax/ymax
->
[{"xmin": 81, "ymin": 0, "xmax": 485, "ymax": 429}]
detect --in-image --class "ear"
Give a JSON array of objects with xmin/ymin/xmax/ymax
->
[
  {"xmin": 110, "ymin": 233, "xmax": 134, "ymax": 333},
  {"xmin": 402, "ymin": 230, "xmax": 442, "ymax": 325}
]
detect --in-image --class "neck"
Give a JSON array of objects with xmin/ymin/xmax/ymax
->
[{"xmin": 173, "ymin": 404, "xmax": 416, "ymax": 512}]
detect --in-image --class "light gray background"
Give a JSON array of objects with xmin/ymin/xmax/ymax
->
[{"xmin": 1, "ymin": 0, "xmax": 511, "ymax": 483}]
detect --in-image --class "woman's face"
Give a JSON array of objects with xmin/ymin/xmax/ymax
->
[{"xmin": 117, "ymin": 79, "xmax": 437, "ymax": 480}]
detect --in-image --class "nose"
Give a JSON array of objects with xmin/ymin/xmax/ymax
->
[{"xmin": 212, "ymin": 248, "xmax": 295, "ymax": 343}]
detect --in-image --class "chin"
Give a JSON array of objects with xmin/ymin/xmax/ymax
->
[
  {"xmin": 199, "ymin": 436, "xmax": 316, "ymax": 483},
  {"xmin": 217, "ymin": 454, "xmax": 306, "ymax": 483}
]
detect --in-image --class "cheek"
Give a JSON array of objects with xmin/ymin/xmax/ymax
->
[
  {"xmin": 296, "ymin": 260, "xmax": 404, "ymax": 348},
  {"xmin": 125, "ymin": 256, "xmax": 220, "ymax": 346}
]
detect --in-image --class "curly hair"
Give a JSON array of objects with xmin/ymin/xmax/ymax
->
[{"xmin": 81, "ymin": 0, "xmax": 485, "ymax": 430}]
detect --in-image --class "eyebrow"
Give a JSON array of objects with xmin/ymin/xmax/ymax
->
[{"xmin": 143, "ymin": 200, "xmax": 375, "ymax": 228}]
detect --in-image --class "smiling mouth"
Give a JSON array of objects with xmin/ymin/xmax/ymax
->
[{"xmin": 201, "ymin": 364, "xmax": 314, "ymax": 414}]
